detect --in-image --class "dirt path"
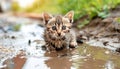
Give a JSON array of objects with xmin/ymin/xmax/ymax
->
[
  {"xmin": 76, "ymin": 7, "xmax": 120, "ymax": 51},
  {"xmin": 0, "ymin": 13, "xmax": 120, "ymax": 69}
]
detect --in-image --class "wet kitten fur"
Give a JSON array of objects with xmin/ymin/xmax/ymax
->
[{"xmin": 43, "ymin": 11, "xmax": 77, "ymax": 51}]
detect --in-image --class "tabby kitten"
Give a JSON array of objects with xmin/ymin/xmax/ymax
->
[{"xmin": 43, "ymin": 11, "xmax": 77, "ymax": 51}]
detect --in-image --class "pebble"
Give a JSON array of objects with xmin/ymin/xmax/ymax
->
[{"xmin": 105, "ymin": 51, "xmax": 110, "ymax": 54}]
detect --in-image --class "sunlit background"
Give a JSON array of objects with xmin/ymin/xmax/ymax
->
[
  {"xmin": 1, "ymin": 0, "xmax": 120, "ymax": 28},
  {"xmin": 16, "ymin": 0, "xmax": 34, "ymax": 8}
]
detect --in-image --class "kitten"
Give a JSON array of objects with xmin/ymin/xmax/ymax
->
[{"xmin": 43, "ymin": 11, "xmax": 77, "ymax": 51}]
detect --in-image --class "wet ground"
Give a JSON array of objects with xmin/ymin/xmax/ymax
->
[{"xmin": 0, "ymin": 13, "xmax": 120, "ymax": 69}]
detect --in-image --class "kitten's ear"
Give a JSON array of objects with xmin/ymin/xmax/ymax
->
[
  {"xmin": 43, "ymin": 12, "xmax": 53, "ymax": 25},
  {"xmin": 64, "ymin": 11, "xmax": 74, "ymax": 23}
]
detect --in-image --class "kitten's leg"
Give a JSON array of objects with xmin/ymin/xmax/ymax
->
[
  {"xmin": 61, "ymin": 43, "xmax": 68, "ymax": 50},
  {"xmin": 69, "ymin": 41, "xmax": 77, "ymax": 48},
  {"xmin": 69, "ymin": 32, "xmax": 77, "ymax": 48},
  {"xmin": 46, "ymin": 42, "xmax": 55, "ymax": 52},
  {"xmin": 63, "ymin": 42, "xmax": 70, "ymax": 49}
]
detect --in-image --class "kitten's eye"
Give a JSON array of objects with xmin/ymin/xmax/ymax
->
[
  {"xmin": 52, "ymin": 26, "xmax": 56, "ymax": 30},
  {"xmin": 62, "ymin": 25, "xmax": 66, "ymax": 30}
]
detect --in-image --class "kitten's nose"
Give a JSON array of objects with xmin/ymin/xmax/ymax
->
[{"xmin": 58, "ymin": 33, "xmax": 61, "ymax": 36}]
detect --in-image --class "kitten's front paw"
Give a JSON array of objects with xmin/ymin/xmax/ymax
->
[
  {"xmin": 69, "ymin": 42, "xmax": 77, "ymax": 48},
  {"xmin": 46, "ymin": 45, "xmax": 56, "ymax": 52}
]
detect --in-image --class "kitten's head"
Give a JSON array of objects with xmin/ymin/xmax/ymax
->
[{"xmin": 43, "ymin": 11, "xmax": 74, "ymax": 40}]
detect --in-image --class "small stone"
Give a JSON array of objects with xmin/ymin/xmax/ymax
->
[
  {"xmin": 84, "ymin": 59, "xmax": 87, "ymax": 61},
  {"xmin": 116, "ymin": 48, "xmax": 120, "ymax": 53},
  {"xmin": 11, "ymin": 36, "xmax": 16, "ymax": 39},
  {"xmin": 86, "ymin": 54, "xmax": 91, "ymax": 57},
  {"xmin": 41, "ymin": 45, "xmax": 46, "ymax": 51},
  {"xmin": 105, "ymin": 51, "xmax": 110, "ymax": 54},
  {"xmin": 28, "ymin": 40, "xmax": 31, "ymax": 45},
  {"xmin": 103, "ymin": 41, "xmax": 109, "ymax": 46}
]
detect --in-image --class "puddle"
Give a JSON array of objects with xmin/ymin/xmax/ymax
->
[
  {"xmin": 0, "ymin": 15, "xmax": 120, "ymax": 69},
  {"xmin": 2, "ymin": 44, "xmax": 120, "ymax": 69},
  {"xmin": 3, "ymin": 53, "xmax": 26, "ymax": 69},
  {"xmin": 73, "ymin": 44, "xmax": 120, "ymax": 69}
]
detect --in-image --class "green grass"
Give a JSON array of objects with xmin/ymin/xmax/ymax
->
[
  {"xmin": 58, "ymin": 0, "xmax": 113, "ymax": 19},
  {"xmin": 116, "ymin": 17, "xmax": 120, "ymax": 23},
  {"xmin": 12, "ymin": 0, "xmax": 120, "ymax": 28}
]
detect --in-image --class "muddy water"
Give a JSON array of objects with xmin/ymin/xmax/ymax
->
[
  {"xmin": 0, "ymin": 15, "xmax": 120, "ymax": 69},
  {"xmin": 2, "ymin": 44, "xmax": 120, "ymax": 69},
  {"xmin": 74, "ymin": 44, "xmax": 120, "ymax": 69}
]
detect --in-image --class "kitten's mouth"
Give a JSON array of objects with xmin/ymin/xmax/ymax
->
[
  {"xmin": 50, "ymin": 35, "xmax": 66, "ymax": 40},
  {"xmin": 57, "ymin": 36, "xmax": 66, "ymax": 40}
]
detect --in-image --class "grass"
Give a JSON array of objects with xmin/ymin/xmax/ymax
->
[{"xmin": 12, "ymin": 0, "xmax": 120, "ymax": 28}]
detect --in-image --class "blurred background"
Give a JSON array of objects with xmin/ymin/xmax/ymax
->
[
  {"xmin": 0, "ymin": 0, "xmax": 120, "ymax": 27},
  {"xmin": 0, "ymin": 0, "xmax": 120, "ymax": 28}
]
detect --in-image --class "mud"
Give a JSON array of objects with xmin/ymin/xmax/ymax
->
[
  {"xmin": 77, "ymin": 16, "xmax": 120, "ymax": 51},
  {"xmin": 0, "ymin": 13, "xmax": 120, "ymax": 69},
  {"xmin": 2, "ymin": 44, "xmax": 120, "ymax": 69}
]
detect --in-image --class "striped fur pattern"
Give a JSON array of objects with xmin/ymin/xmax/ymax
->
[{"xmin": 43, "ymin": 11, "xmax": 77, "ymax": 51}]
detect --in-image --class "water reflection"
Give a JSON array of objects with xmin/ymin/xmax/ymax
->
[
  {"xmin": 23, "ymin": 49, "xmax": 75, "ymax": 69},
  {"xmin": 2, "ymin": 44, "xmax": 120, "ymax": 69},
  {"xmin": 22, "ymin": 57, "xmax": 48, "ymax": 69},
  {"xmin": 45, "ymin": 57, "xmax": 72, "ymax": 69},
  {"xmin": 105, "ymin": 61, "xmax": 114, "ymax": 69}
]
